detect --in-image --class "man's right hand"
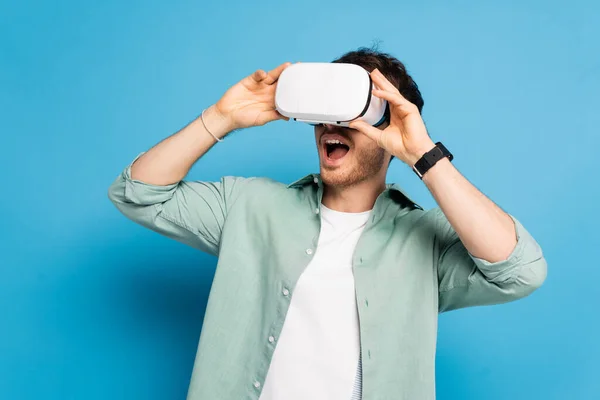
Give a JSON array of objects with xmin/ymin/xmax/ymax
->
[{"xmin": 212, "ymin": 62, "xmax": 293, "ymax": 133}]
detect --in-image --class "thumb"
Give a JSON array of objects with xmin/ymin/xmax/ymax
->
[
  {"xmin": 256, "ymin": 110, "xmax": 289, "ymax": 126},
  {"xmin": 348, "ymin": 120, "xmax": 382, "ymax": 144}
]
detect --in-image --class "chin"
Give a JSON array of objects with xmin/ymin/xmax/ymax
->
[{"xmin": 319, "ymin": 162, "xmax": 356, "ymax": 187}]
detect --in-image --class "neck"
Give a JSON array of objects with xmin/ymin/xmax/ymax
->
[{"xmin": 321, "ymin": 177, "xmax": 386, "ymax": 213}]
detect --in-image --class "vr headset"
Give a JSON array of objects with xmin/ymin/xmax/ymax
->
[{"xmin": 275, "ymin": 62, "xmax": 388, "ymax": 127}]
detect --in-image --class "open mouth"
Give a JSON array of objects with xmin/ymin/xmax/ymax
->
[{"xmin": 324, "ymin": 139, "xmax": 350, "ymax": 160}]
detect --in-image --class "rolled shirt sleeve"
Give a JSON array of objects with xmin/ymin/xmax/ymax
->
[
  {"xmin": 107, "ymin": 153, "xmax": 250, "ymax": 256},
  {"xmin": 432, "ymin": 207, "xmax": 548, "ymax": 313}
]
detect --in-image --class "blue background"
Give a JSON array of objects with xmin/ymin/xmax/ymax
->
[{"xmin": 1, "ymin": 0, "xmax": 598, "ymax": 399}]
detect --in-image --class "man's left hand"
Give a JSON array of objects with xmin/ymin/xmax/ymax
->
[{"xmin": 349, "ymin": 68, "xmax": 436, "ymax": 166}]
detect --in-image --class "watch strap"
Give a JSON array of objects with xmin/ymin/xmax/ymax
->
[{"xmin": 412, "ymin": 142, "xmax": 453, "ymax": 179}]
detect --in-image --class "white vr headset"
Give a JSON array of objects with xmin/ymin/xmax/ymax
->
[{"xmin": 275, "ymin": 62, "xmax": 388, "ymax": 127}]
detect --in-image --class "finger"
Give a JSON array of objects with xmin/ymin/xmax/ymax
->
[
  {"xmin": 370, "ymin": 68, "xmax": 399, "ymax": 94},
  {"xmin": 375, "ymin": 89, "xmax": 419, "ymax": 117},
  {"xmin": 372, "ymin": 88, "xmax": 414, "ymax": 109},
  {"xmin": 264, "ymin": 61, "xmax": 292, "ymax": 85},
  {"xmin": 250, "ymin": 69, "xmax": 268, "ymax": 83},
  {"xmin": 348, "ymin": 119, "xmax": 383, "ymax": 146},
  {"xmin": 256, "ymin": 110, "xmax": 289, "ymax": 126},
  {"xmin": 371, "ymin": 69, "xmax": 416, "ymax": 109}
]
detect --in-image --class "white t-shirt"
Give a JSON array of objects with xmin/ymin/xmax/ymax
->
[{"xmin": 259, "ymin": 204, "xmax": 372, "ymax": 400}]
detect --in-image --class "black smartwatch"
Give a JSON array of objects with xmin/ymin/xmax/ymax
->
[{"xmin": 412, "ymin": 142, "xmax": 453, "ymax": 179}]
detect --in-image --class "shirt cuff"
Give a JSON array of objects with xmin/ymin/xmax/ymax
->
[
  {"xmin": 468, "ymin": 215, "xmax": 539, "ymax": 284},
  {"xmin": 122, "ymin": 152, "xmax": 179, "ymax": 205}
]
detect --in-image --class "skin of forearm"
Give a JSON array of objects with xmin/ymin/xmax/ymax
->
[
  {"xmin": 422, "ymin": 157, "xmax": 518, "ymax": 263},
  {"xmin": 130, "ymin": 105, "xmax": 231, "ymax": 185}
]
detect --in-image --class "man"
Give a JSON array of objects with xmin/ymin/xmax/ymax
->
[{"xmin": 108, "ymin": 48, "xmax": 547, "ymax": 400}]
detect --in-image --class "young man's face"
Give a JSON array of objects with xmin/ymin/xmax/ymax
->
[{"xmin": 314, "ymin": 121, "xmax": 390, "ymax": 188}]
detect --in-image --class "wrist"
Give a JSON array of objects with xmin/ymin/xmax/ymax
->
[
  {"xmin": 421, "ymin": 156, "xmax": 453, "ymax": 185},
  {"xmin": 404, "ymin": 140, "xmax": 436, "ymax": 166},
  {"xmin": 204, "ymin": 104, "xmax": 235, "ymax": 139}
]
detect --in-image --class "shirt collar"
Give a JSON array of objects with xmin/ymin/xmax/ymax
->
[{"xmin": 288, "ymin": 173, "xmax": 422, "ymax": 210}]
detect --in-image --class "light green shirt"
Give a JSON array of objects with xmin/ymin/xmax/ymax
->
[{"xmin": 108, "ymin": 155, "xmax": 547, "ymax": 400}]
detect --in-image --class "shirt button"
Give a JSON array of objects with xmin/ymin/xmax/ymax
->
[
  {"xmin": 313, "ymin": 177, "xmax": 318, "ymax": 183},
  {"xmin": 254, "ymin": 381, "xmax": 261, "ymax": 388},
  {"xmin": 268, "ymin": 336, "xmax": 275, "ymax": 343},
  {"xmin": 282, "ymin": 288, "xmax": 289, "ymax": 296},
  {"xmin": 306, "ymin": 248, "xmax": 313, "ymax": 255},
  {"xmin": 315, "ymin": 208, "xmax": 320, "ymax": 214}
]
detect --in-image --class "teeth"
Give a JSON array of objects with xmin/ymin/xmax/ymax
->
[{"xmin": 325, "ymin": 139, "xmax": 344, "ymax": 145}]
